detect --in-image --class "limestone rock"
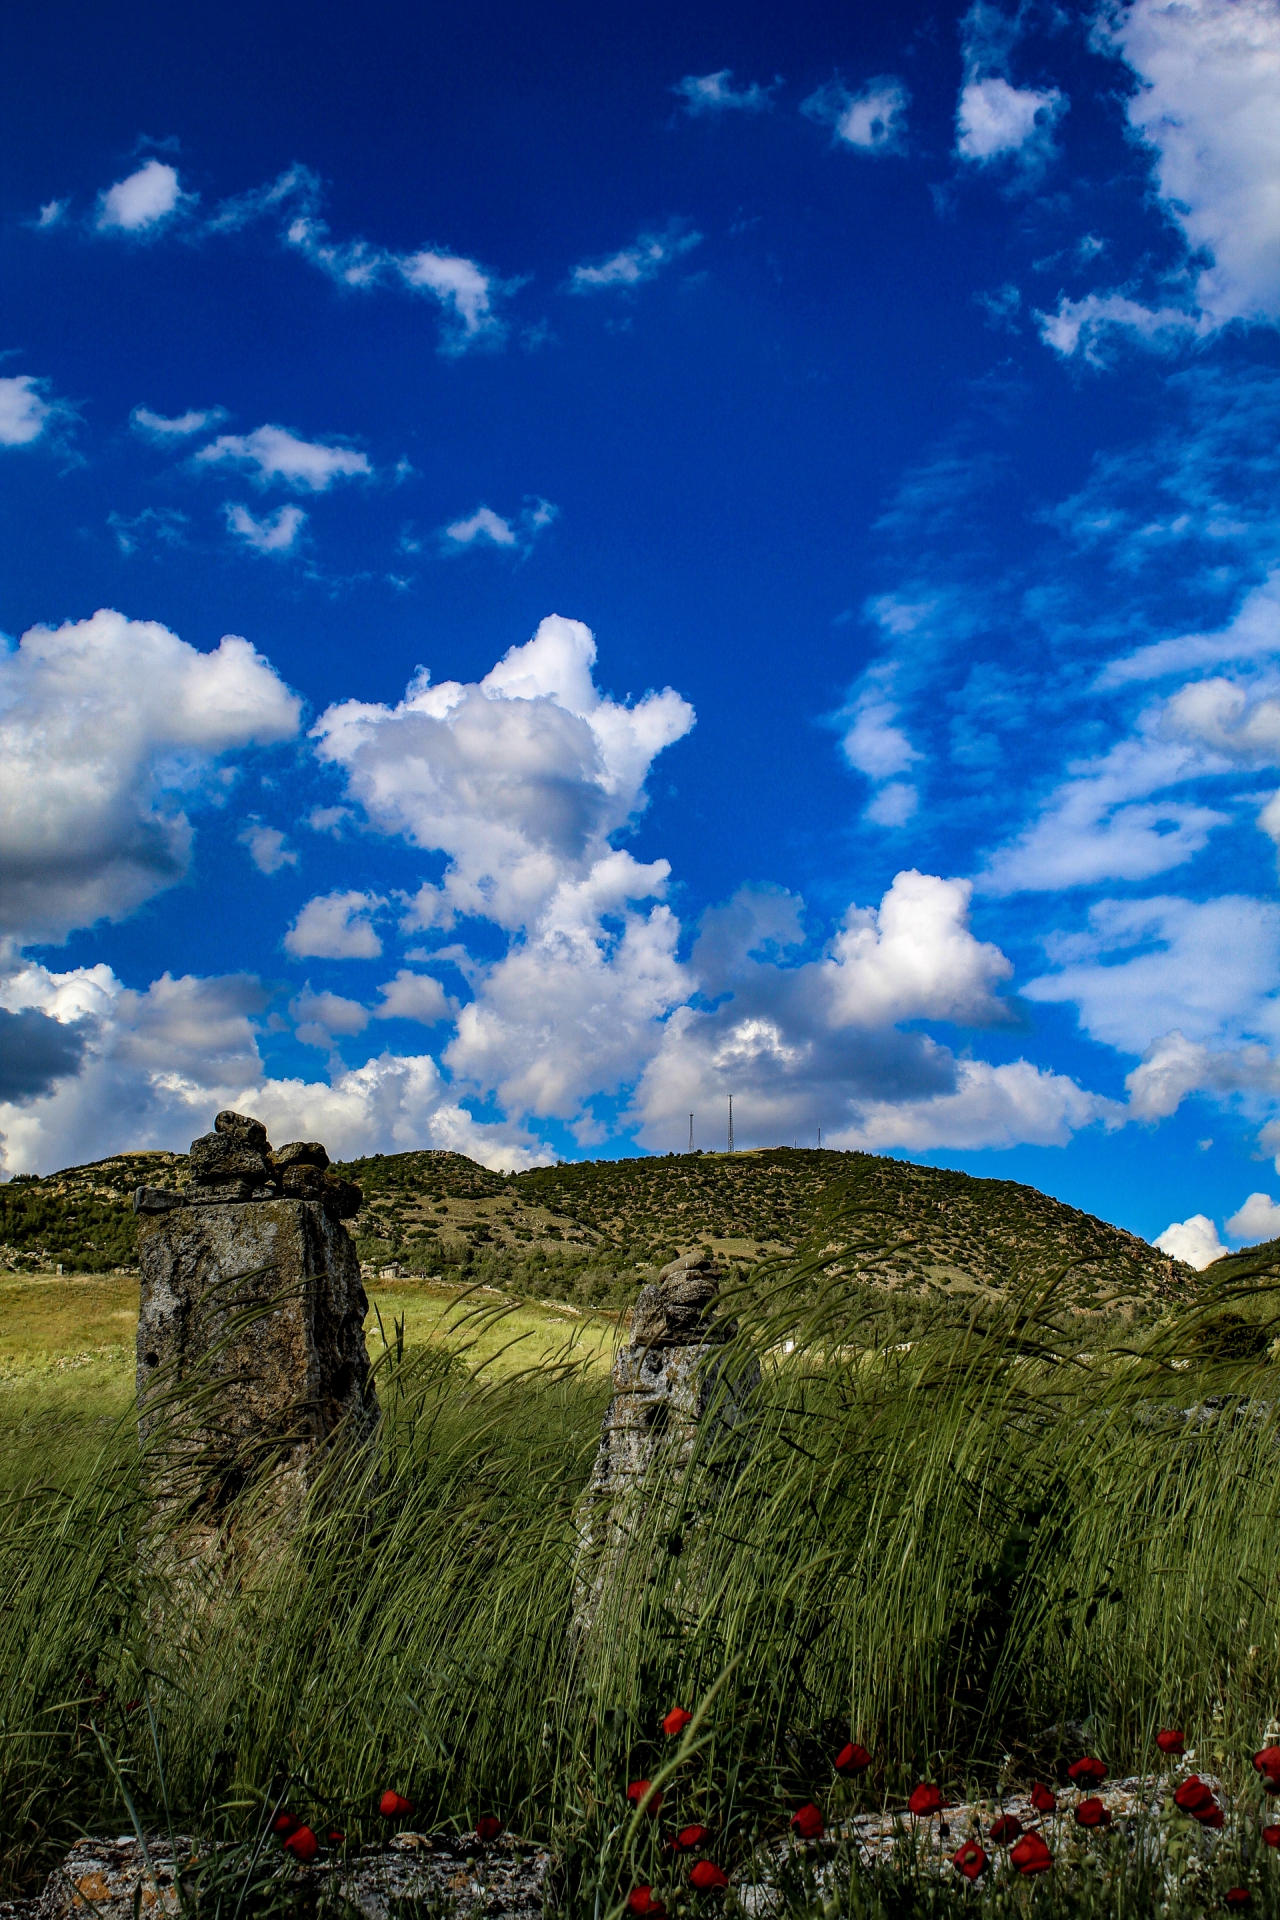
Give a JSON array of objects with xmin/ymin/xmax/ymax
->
[
  {"xmin": 271, "ymin": 1140, "xmax": 330, "ymax": 1171},
  {"xmin": 188, "ymin": 1132, "xmax": 270, "ymax": 1187},
  {"xmin": 134, "ymin": 1187, "xmax": 184, "ymax": 1214},
  {"xmin": 214, "ymin": 1110, "xmax": 269, "ymax": 1150}
]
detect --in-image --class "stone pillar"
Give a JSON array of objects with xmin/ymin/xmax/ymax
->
[
  {"xmin": 134, "ymin": 1111, "xmax": 376, "ymax": 1530},
  {"xmin": 573, "ymin": 1251, "xmax": 752, "ymax": 1636}
]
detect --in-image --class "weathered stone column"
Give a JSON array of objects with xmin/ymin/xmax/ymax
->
[{"xmin": 134, "ymin": 1111, "xmax": 376, "ymax": 1533}]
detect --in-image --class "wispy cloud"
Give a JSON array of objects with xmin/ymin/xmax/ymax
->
[
  {"xmin": 442, "ymin": 498, "xmax": 557, "ymax": 554},
  {"xmin": 673, "ymin": 69, "xmax": 778, "ymax": 116},
  {"xmin": 224, "ymin": 502, "xmax": 308, "ymax": 554},
  {"xmin": 131, "ymin": 404, "xmax": 227, "ymax": 440},
  {"xmin": 108, "ymin": 506, "xmax": 189, "ymax": 555},
  {"xmin": 197, "ymin": 425, "xmax": 370, "ymax": 491},
  {"xmin": 0, "ymin": 375, "xmax": 56, "ymax": 448},
  {"xmin": 570, "ymin": 221, "xmax": 702, "ymax": 292},
  {"xmin": 95, "ymin": 159, "xmax": 191, "ymax": 233},
  {"xmin": 802, "ymin": 77, "xmax": 910, "ymax": 153}
]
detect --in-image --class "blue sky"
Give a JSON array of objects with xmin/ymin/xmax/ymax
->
[{"xmin": 4, "ymin": 0, "xmax": 1280, "ymax": 1263}]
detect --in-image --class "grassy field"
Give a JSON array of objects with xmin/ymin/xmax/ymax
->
[{"xmin": 3, "ymin": 1206, "xmax": 1280, "ymax": 1915}]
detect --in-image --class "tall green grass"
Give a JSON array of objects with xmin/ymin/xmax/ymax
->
[{"xmin": 3, "ymin": 1229, "xmax": 1280, "ymax": 1912}]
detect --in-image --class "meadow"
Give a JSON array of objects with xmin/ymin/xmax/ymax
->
[{"xmin": 4, "ymin": 1198, "xmax": 1280, "ymax": 1917}]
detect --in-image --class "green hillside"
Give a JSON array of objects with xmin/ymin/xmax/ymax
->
[{"xmin": 1, "ymin": 1142, "xmax": 1191, "ymax": 1314}]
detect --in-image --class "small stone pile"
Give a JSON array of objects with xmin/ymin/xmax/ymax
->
[{"xmin": 134, "ymin": 1110, "xmax": 361, "ymax": 1217}]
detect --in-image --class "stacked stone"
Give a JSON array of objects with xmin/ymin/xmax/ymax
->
[{"xmin": 134, "ymin": 1110, "xmax": 361, "ymax": 1219}]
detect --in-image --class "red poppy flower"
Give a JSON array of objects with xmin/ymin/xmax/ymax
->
[
  {"xmin": 670, "ymin": 1826, "xmax": 710, "ymax": 1853},
  {"xmin": 988, "ymin": 1815, "xmax": 1022, "ymax": 1844},
  {"xmin": 1031, "ymin": 1783, "xmax": 1057, "ymax": 1814},
  {"xmin": 1010, "ymin": 1832, "xmax": 1053, "ymax": 1876},
  {"xmin": 272, "ymin": 1813, "xmax": 299, "ymax": 1837},
  {"xmin": 663, "ymin": 1707, "xmax": 693, "ymax": 1738},
  {"xmin": 1067, "ymin": 1757, "xmax": 1107, "ymax": 1787},
  {"xmin": 326, "ymin": 1831, "xmax": 345, "ymax": 1847},
  {"xmin": 1156, "ymin": 1729, "xmax": 1185, "ymax": 1756},
  {"xmin": 1255, "ymin": 1747, "xmax": 1280, "ymax": 1789},
  {"xmin": 379, "ymin": 1791, "xmax": 414, "ymax": 1820},
  {"xmin": 475, "ymin": 1816, "xmax": 502, "ymax": 1843},
  {"xmin": 834, "ymin": 1742, "xmax": 872, "ymax": 1777},
  {"xmin": 282, "ymin": 1826, "xmax": 318, "ymax": 1865},
  {"xmin": 628, "ymin": 1780, "xmax": 662, "ymax": 1816},
  {"xmin": 1225, "ymin": 1892, "xmax": 1251, "ymax": 1910},
  {"xmin": 1198, "ymin": 1806, "xmax": 1225, "ymax": 1829},
  {"xmin": 1174, "ymin": 1776, "xmax": 1215, "ymax": 1816},
  {"xmin": 627, "ymin": 1887, "xmax": 665, "ymax": 1917},
  {"xmin": 688, "ymin": 1862, "xmax": 729, "ymax": 1892},
  {"xmin": 952, "ymin": 1842, "xmax": 987, "ymax": 1882},
  {"xmin": 908, "ymin": 1783, "xmax": 944, "ymax": 1817},
  {"xmin": 791, "ymin": 1803, "xmax": 825, "ymax": 1841},
  {"xmin": 1264, "ymin": 1827, "xmax": 1280, "ymax": 1850},
  {"xmin": 1075, "ymin": 1798, "xmax": 1111, "ymax": 1829}
]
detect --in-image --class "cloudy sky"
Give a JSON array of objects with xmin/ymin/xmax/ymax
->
[{"xmin": 4, "ymin": 0, "xmax": 1280, "ymax": 1261}]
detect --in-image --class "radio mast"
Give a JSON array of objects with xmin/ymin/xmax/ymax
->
[
  {"xmin": 727, "ymin": 1094, "xmax": 735, "ymax": 1154},
  {"xmin": 688, "ymin": 1112, "xmax": 694, "ymax": 1153}
]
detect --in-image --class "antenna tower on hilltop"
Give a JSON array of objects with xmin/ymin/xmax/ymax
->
[
  {"xmin": 688, "ymin": 1112, "xmax": 694, "ymax": 1153},
  {"xmin": 727, "ymin": 1094, "xmax": 735, "ymax": 1154}
]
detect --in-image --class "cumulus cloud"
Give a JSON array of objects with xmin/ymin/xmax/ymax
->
[
  {"xmin": 374, "ymin": 969, "xmax": 451, "ymax": 1025},
  {"xmin": 1154, "ymin": 1213, "xmax": 1226, "ymax": 1269},
  {"xmin": 956, "ymin": 75, "xmax": 1065, "ymax": 164},
  {"xmin": 0, "ymin": 958, "xmax": 541, "ymax": 1176},
  {"xmin": 1125, "ymin": 1028, "xmax": 1280, "ymax": 1120},
  {"xmin": 0, "ymin": 1006, "xmax": 92, "ymax": 1103},
  {"xmin": 290, "ymin": 986, "xmax": 370, "ymax": 1048},
  {"xmin": 313, "ymin": 614, "xmax": 695, "ymax": 932},
  {"xmin": 802, "ymin": 78, "xmax": 910, "ymax": 152},
  {"xmin": 197, "ymin": 425, "xmax": 370, "ymax": 491},
  {"xmin": 132, "ymin": 404, "xmax": 226, "ymax": 440},
  {"xmin": 1226, "ymin": 1190, "xmax": 1280, "ymax": 1243},
  {"xmin": 237, "ymin": 818, "xmax": 298, "ymax": 874},
  {"xmin": 570, "ymin": 223, "xmax": 703, "ymax": 291},
  {"xmin": 284, "ymin": 891, "xmax": 387, "ymax": 960},
  {"xmin": 442, "ymin": 498, "xmax": 557, "ymax": 554},
  {"xmin": 0, "ymin": 376, "xmax": 56, "ymax": 449},
  {"xmin": 95, "ymin": 159, "xmax": 187, "ymax": 233},
  {"xmin": 1159, "ymin": 674, "xmax": 1280, "ymax": 763},
  {"xmin": 865, "ymin": 781, "xmax": 919, "ymax": 827},
  {"xmin": 224, "ymin": 502, "xmax": 308, "ymax": 554},
  {"xmin": 674, "ymin": 69, "xmax": 778, "ymax": 115},
  {"xmin": 0, "ymin": 609, "xmax": 301, "ymax": 945},
  {"xmin": 1028, "ymin": 894, "xmax": 1280, "ymax": 1055}
]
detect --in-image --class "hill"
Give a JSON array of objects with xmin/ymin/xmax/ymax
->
[{"xmin": 1, "ymin": 1143, "xmax": 1189, "ymax": 1313}]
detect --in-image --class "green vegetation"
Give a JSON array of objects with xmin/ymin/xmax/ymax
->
[{"xmin": 3, "ymin": 1176, "xmax": 1280, "ymax": 1916}]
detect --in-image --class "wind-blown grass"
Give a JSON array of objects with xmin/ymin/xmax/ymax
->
[{"xmin": 3, "ymin": 1226, "xmax": 1280, "ymax": 1914}]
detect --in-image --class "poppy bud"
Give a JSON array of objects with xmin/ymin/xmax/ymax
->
[
  {"xmin": 1264, "ymin": 1826, "xmax": 1280, "ymax": 1849},
  {"xmin": 1225, "ymin": 1892, "xmax": 1251, "ymax": 1910},
  {"xmin": 1156, "ymin": 1729, "xmax": 1185, "ymax": 1756},
  {"xmin": 670, "ymin": 1826, "xmax": 710, "ymax": 1853},
  {"xmin": 790, "ymin": 1803, "xmax": 824, "ymax": 1841},
  {"xmin": 834, "ymin": 1742, "xmax": 871, "ymax": 1777},
  {"xmin": 379, "ymin": 1790, "xmax": 414, "ymax": 1820},
  {"xmin": 475, "ymin": 1816, "xmax": 502, "ymax": 1843},
  {"xmin": 1075, "ymin": 1798, "xmax": 1111, "ymax": 1829},
  {"xmin": 952, "ymin": 1842, "xmax": 987, "ymax": 1882},
  {"xmin": 663, "ymin": 1707, "xmax": 693, "ymax": 1737},
  {"xmin": 688, "ymin": 1861, "xmax": 728, "ymax": 1891},
  {"xmin": 627, "ymin": 1887, "xmax": 665, "ymax": 1917},
  {"xmin": 1031, "ymin": 1783, "xmax": 1057, "ymax": 1813},
  {"xmin": 272, "ymin": 1813, "xmax": 299, "ymax": 1837},
  {"xmin": 1067, "ymin": 1757, "xmax": 1107, "ymax": 1787},
  {"xmin": 326, "ymin": 1831, "xmax": 345, "ymax": 1847},
  {"xmin": 627, "ymin": 1780, "xmax": 662, "ymax": 1815},
  {"xmin": 908, "ymin": 1783, "xmax": 943, "ymax": 1817},
  {"xmin": 1010, "ymin": 1832, "xmax": 1053, "ymax": 1875},
  {"xmin": 282, "ymin": 1826, "xmax": 318, "ymax": 1864},
  {"xmin": 988, "ymin": 1815, "xmax": 1022, "ymax": 1844}
]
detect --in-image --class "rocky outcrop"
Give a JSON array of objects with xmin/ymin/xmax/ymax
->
[{"xmin": 134, "ymin": 1112, "xmax": 375, "ymax": 1525}]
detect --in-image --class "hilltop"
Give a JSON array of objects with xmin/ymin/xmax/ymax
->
[{"xmin": 0, "ymin": 1143, "xmax": 1189, "ymax": 1312}]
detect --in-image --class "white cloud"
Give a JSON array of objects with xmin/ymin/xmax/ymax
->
[
  {"xmin": 96, "ymin": 160, "xmax": 187, "ymax": 233},
  {"xmin": 1154, "ymin": 1213, "xmax": 1226, "ymax": 1269},
  {"xmin": 841, "ymin": 677, "xmax": 921, "ymax": 779},
  {"xmin": 674, "ymin": 70, "xmax": 777, "ymax": 115},
  {"xmin": 0, "ymin": 609, "xmax": 301, "ymax": 945},
  {"xmin": 1159, "ymin": 674, "xmax": 1280, "ymax": 763},
  {"xmin": 36, "ymin": 199, "xmax": 67, "ymax": 228},
  {"xmin": 442, "ymin": 498, "xmax": 557, "ymax": 553},
  {"xmin": 373, "ymin": 969, "xmax": 451, "ymax": 1025},
  {"xmin": 802, "ymin": 78, "xmax": 910, "ymax": 152},
  {"xmin": 132, "ymin": 404, "xmax": 226, "ymax": 439},
  {"xmin": 1036, "ymin": 291, "xmax": 1201, "ymax": 364},
  {"xmin": 1098, "ymin": 571, "xmax": 1280, "ymax": 688},
  {"xmin": 197, "ymin": 425, "xmax": 370, "ymax": 491},
  {"xmin": 865, "ymin": 780, "xmax": 919, "ymax": 827},
  {"xmin": 956, "ymin": 75, "xmax": 1065, "ymax": 162},
  {"xmin": 397, "ymin": 248, "xmax": 498, "ymax": 336},
  {"xmin": 108, "ymin": 507, "xmax": 189, "ymax": 556},
  {"xmin": 1027, "ymin": 895, "xmax": 1280, "ymax": 1055},
  {"xmin": 1226, "ymin": 1190, "xmax": 1280, "ymax": 1243},
  {"xmin": 225, "ymin": 502, "xmax": 308, "ymax": 554},
  {"xmin": 981, "ymin": 737, "xmax": 1229, "ymax": 893},
  {"xmin": 0, "ymin": 376, "xmax": 53, "ymax": 448},
  {"xmin": 290, "ymin": 986, "xmax": 370, "ymax": 1047},
  {"xmin": 284, "ymin": 891, "xmax": 387, "ymax": 961},
  {"xmin": 0, "ymin": 957, "xmax": 542, "ymax": 1176},
  {"xmin": 571, "ymin": 223, "xmax": 703, "ymax": 291},
  {"xmin": 313, "ymin": 614, "xmax": 695, "ymax": 932},
  {"xmin": 237, "ymin": 818, "xmax": 298, "ymax": 874},
  {"xmin": 1104, "ymin": 0, "xmax": 1280, "ymax": 331},
  {"xmin": 1125, "ymin": 1028, "xmax": 1280, "ymax": 1120}
]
